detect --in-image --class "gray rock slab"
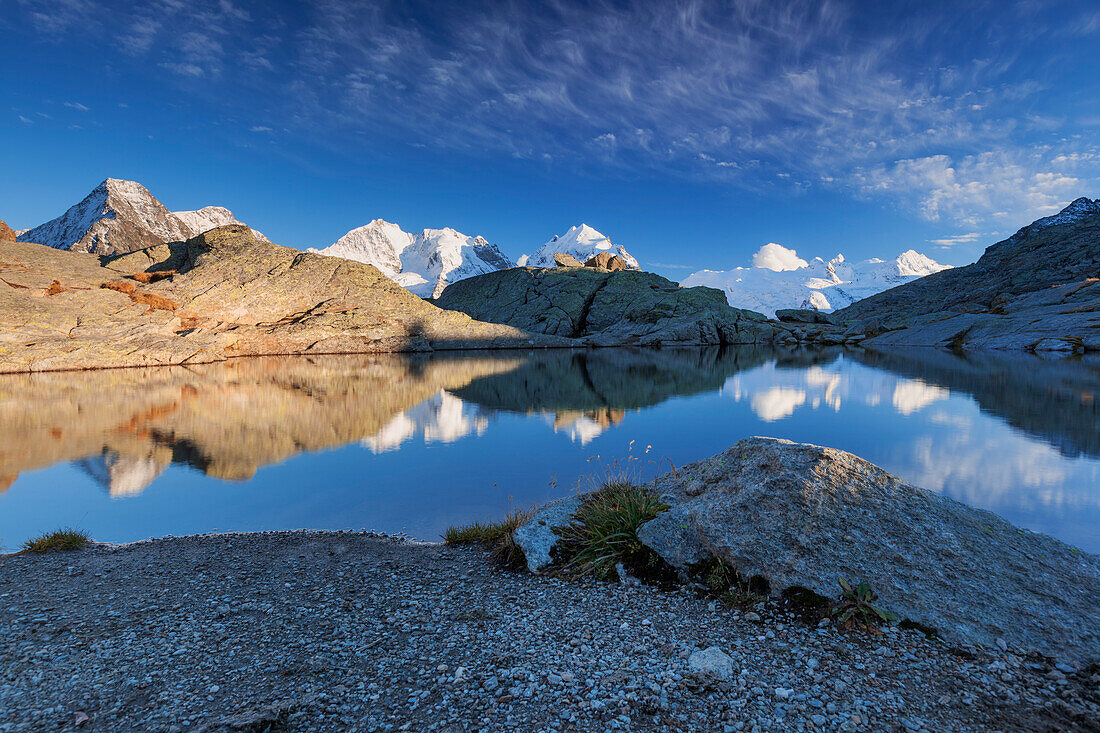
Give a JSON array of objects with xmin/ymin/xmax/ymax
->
[
  {"xmin": 434, "ymin": 267, "xmax": 777, "ymax": 346},
  {"xmin": 636, "ymin": 436, "xmax": 1100, "ymax": 664}
]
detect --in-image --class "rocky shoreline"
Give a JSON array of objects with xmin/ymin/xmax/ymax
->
[{"xmin": 2, "ymin": 530, "xmax": 1098, "ymax": 733}]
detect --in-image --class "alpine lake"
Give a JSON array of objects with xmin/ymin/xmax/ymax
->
[{"xmin": 1, "ymin": 346, "xmax": 1097, "ymax": 554}]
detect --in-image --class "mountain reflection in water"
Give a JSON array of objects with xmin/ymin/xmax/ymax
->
[{"xmin": 0, "ymin": 347, "xmax": 1097, "ymax": 552}]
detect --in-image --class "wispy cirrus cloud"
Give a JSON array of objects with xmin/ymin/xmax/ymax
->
[
  {"xmin": 277, "ymin": 0, "xmax": 1099, "ymax": 227},
  {"xmin": 10, "ymin": 0, "xmax": 1100, "ymax": 231}
]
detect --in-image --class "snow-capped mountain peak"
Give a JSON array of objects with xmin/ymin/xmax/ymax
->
[
  {"xmin": 894, "ymin": 249, "xmax": 946, "ymax": 276},
  {"xmin": 309, "ymin": 220, "xmax": 413, "ymax": 279},
  {"xmin": 310, "ymin": 220, "xmax": 511, "ymax": 298},
  {"xmin": 17, "ymin": 178, "xmax": 268, "ymax": 255},
  {"xmin": 18, "ymin": 178, "xmax": 192, "ymax": 254},
  {"xmin": 683, "ymin": 243, "xmax": 951, "ymax": 318},
  {"xmin": 518, "ymin": 224, "xmax": 640, "ymax": 269}
]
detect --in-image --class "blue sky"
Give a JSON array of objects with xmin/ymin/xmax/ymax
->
[{"xmin": 2, "ymin": 0, "xmax": 1098, "ymax": 277}]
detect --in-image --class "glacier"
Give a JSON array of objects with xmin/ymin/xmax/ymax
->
[{"xmin": 683, "ymin": 243, "xmax": 950, "ymax": 318}]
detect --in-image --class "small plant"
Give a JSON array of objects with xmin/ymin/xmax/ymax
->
[
  {"xmin": 696, "ymin": 557, "xmax": 767, "ymax": 608},
  {"xmin": 443, "ymin": 507, "xmax": 533, "ymax": 570},
  {"xmin": 553, "ymin": 479, "xmax": 669, "ymax": 580},
  {"xmin": 832, "ymin": 578, "xmax": 898, "ymax": 628},
  {"xmin": 22, "ymin": 528, "xmax": 90, "ymax": 553}
]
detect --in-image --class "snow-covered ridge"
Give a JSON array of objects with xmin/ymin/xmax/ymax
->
[
  {"xmin": 519, "ymin": 224, "xmax": 640, "ymax": 269},
  {"xmin": 1013, "ymin": 197, "xmax": 1100, "ymax": 238},
  {"xmin": 312, "ymin": 221, "xmax": 639, "ymax": 298},
  {"xmin": 684, "ymin": 243, "xmax": 950, "ymax": 318},
  {"xmin": 174, "ymin": 206, "xmax": 269, "ymax": 242},
  {"xmin": 17, "ymin": 178, "xmax": 266, "ymax": 255},
  {"xmin": 309, "ymin": 219, "xmax": 511, "ymax": 298}
]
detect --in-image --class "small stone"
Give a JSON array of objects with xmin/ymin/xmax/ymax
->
[
  {"xmin": 743, "ymin": 612, "xmax": 761, "ymax": 623},
  {"xmin": 688, "ymin": 647, "xmax": 736, "ymax": 682}
]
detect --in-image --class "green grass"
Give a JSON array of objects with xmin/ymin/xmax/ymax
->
[
  {"xmin": 695, "ymin": 557, "xmax": 768, "ymax": 608},
  {"xmin": 21, "ymin": 528, "xmax": 90, "ymax": 553},
  {"xmin": 553, "ymin": 479, "xmax": 670, "ymax": 580},
  {"xmin": 444, "ymin": 507, "xmax": 533, "ymax": 569}
]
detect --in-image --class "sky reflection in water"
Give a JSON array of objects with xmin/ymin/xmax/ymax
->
[{"xmin": 0, "ymin": 347, "xmax": 1097, "ymax": 553}]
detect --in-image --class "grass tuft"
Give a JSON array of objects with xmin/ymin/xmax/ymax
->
[
  {"xmin": 694, "ymin": 557, "xmax": 769, "ymax": 608},
  {"xmin": 443, "ymin": 507, "xmax": 533, "ymax": 570},
  {"xmin": 553, "ymin": 479, "xmax": 669, "ymax": 580},
  {"xmin": 21, "ymin": 527, "xmax": 90, "ymax": 553}
]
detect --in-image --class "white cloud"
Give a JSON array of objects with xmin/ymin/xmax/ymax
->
[
  {"xmin": 64, "ymin": 101, "xmax": 90, "ymax": 111},
  {"xmin": 751, "ymin": 243, "xmax": 808, "ymax": 272},
  {"xmin": 928, "ymin": 232, "xmax": 981, "ymax": 246},
  {"xmin": 856, "ymin": 151, "xmax": 1085, "ymax": 227},
  {"xmin": 250, "ymin": 125, "xmax": 273, "ymax": 133}
]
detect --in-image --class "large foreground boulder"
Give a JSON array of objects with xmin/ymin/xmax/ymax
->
[
  {"xmin": 635, "ymin": 437, "xmax": 1100, "ymax": 664},
  {"xmin": 0, "ymin": 225, "xmax": 558, "ymax": 372},
  {"xmin": 433, "ymin": 267, "xmax": 777, "ymax": 346}
]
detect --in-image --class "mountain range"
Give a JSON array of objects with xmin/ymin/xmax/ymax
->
[
  {"xmin": 684, "ymin": 244, "xmax": 951, "ymax": 317},
  {"xmin": 8, "ymin": 177, "xmax": 957, "ymax": 311},
  {"xmin": 307, "ymin": 219, "xmax": 512, "ymax": 298},
  {"xmin": 16, "ymin": 178, "xmax": 267, "ymax": 255}
]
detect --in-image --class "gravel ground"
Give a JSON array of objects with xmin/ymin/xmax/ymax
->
[{"xmin": 1, "ymin": 531, "xmax": 1097, "ymax": 732}]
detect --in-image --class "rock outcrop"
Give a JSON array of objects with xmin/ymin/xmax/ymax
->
[
  {"xmin": 553, "ymin": 252, "xmax": 584, "ymax": 268},
  {"xmin": 0, "ymin": 220, "xmax": 16, "ymax": 242},
  {"xmin": 634, "ymin": 437, "xmax": 1100, "ymax": 664},
  {"xmin": 584, "ymin": 252, "xmax": 627, "ymax": 271},
  {"xmin": 0, "ymin": 225, "xmax": 555, "ymax": 372},
  {"xmin": 433, "ymin": 267, "xmax": 778, "ymax": 346},
  {"xmin": 834, "ymin": 198, "xmax": 1100, "ymax": 352},
  {"xmin": 775, "ymin": 308, "xmax": 836, "ymax": 325}
]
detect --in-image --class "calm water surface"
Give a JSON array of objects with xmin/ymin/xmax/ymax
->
[{"xmin": 1, "ymin": 347, "xmax": 1098, "ymax": 552}]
